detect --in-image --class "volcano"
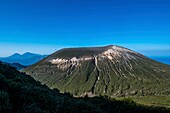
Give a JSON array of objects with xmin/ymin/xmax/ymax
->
[{"xmin": 23, "ymin": 45, "xmax": 170, "ymax": 97}]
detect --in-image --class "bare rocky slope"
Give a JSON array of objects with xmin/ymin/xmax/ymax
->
[{"xmin": 23, "ymin": 45, "xmax": 170, "ymax": 97}]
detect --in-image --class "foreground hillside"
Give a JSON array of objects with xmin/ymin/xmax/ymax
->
[
  {"xmin": 0, "ymin": 61, "xmax": 170, "ymax": 113},
  {"xmin": 24, "ymin": 45, "xmax": 170, "ymax": 97}
]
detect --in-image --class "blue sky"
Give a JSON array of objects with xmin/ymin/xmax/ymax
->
[{"xmin": 0, "ymin": 0, "xmax": 170, "ymax": 57}]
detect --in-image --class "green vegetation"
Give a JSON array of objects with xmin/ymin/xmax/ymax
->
[
  {"xmin": 24, "ymin": 46, "xmax": 170, "ymax": 98},
  {"xmin": 48, "ymin": 45, "xmax": 113, "ymax": 59},
  {"xmin": 125, "ymin": 96, "xmax": 170, "ymax": 108},
  {"xmin": 0, "ymin": 61, "xmax": 170, "ymax": 113}
]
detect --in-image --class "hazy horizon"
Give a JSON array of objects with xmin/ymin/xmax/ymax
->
[{"xmin": 0, "ymin": 44, "xmax": 170, "ymax": 58}]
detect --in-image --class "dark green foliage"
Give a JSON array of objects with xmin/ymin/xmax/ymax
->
[
  {"xmin": 0, "ymin": 61, "xmax": 169, "ymax": 113},
  {"xmin": 0, "ymin": 90, "xmax": 12, "ymax": 112}
]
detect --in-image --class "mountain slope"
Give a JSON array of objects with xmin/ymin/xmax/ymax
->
[
  {"xmin": 1, "ymin": 62, "xmax": 170, "ymax": 113},
  {"xmin": 0, "ymin": 52, "xmax": 47, "ymax": 66},
  {"xmin": 24, "ymin": 45, "xmax": 170, "ymax": 97},
  {"xmin": 0, "ymin": 61, "xmax": 27, "ymax": 70},
  {"xmin": 9, "ymin": 63, "xmax": 27, "ymax": 70}
]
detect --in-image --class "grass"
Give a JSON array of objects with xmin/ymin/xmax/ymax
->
[{"xmin": 116, "ymin": 96, "xmax": 170, "ymax": 108}]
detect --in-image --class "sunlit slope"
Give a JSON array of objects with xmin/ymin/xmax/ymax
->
[{"xmin": 24, "ymin": 45, "xmax": 170, "ymax": 97}]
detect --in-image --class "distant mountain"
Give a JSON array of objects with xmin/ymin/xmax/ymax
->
[
  {"xmin": 0, "ymin": 52, "xmax": 47, "ymax": 66},
  {"xmin": 24, "ymin": 45, "xmax": 170, "ymax": 97},
  {"xmin": 150, "ymin": 57, "xmax": 170, "ymax": 65},
  {"xmin": 0, "ymin": 61, "xmax": 27, "ymax": 70},
  {"xmin": 9, "ymin": 63, "xmax": 27, "ymax": 70}
]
